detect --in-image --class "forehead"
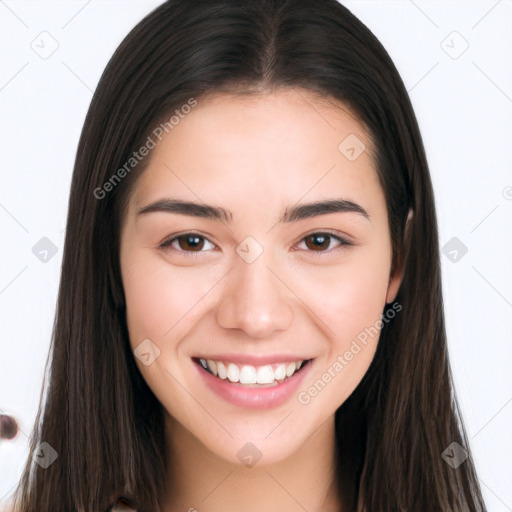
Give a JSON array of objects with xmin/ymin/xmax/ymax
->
[{"xmin": 129, "ymin": 88, "xmax": 382, "ymax": 219}]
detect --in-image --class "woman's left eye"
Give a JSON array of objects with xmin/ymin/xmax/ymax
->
[{"xmin": 296, "ymin": 232, "xmax": 352, "ymax": 253}]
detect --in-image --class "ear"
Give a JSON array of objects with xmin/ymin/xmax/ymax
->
[{"xmin": 386, "ymin": 208, "xmax": 413, "ymax": 304}]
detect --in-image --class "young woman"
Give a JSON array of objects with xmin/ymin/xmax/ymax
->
[{"xmin": 9, "ymin": 1, "xmax": 488, "ymax": 511}]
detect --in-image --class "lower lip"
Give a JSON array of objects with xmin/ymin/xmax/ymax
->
[{"xmin": 194, "ymin": 359, "xmax": 312, "ymax": 410}]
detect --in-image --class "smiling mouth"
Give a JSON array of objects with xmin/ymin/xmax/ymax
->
[{"xmin": 193, "ymin": 357, "xmax": 312, "ymax": 387}]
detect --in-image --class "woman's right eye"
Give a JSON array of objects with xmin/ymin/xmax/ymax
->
[{"xmin": 160, "ymin": 233, "xmax": 216, "ymax": 254}]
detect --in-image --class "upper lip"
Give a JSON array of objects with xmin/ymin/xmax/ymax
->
[{"xmin": 193, "ymin": 354, "xmax": 312, "ymax": 366}]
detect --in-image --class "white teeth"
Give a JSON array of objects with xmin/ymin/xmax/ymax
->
[
  {"xmin": 217, "ymin": 361, "xmax": 227, "ymax": 379},
  {"xmin": 206, "ymin": 359, "xmax": 217, "ymax": 376},
  {"xmin": 239, "ymin": 365, "xmax": 257, "ymax": 384},
  {"xmin": 197, "ymin": 358, "xmax": 307, "ymax": 385},
  {"xmin": 227, "ymin": 363, "xmax": 240, "ymax": 383},
  {"xmin": 286, "ymin": 362, "xmax": 296, "ymax": 377},
  {"xmin": 256, "ymin": 365, "xmax": 274, "ymax": 384},
  {"xmin": 273, "ymin": 364, "xmax": 286, "ymax": 380}
]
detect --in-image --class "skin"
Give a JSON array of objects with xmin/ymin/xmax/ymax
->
[{"xmin": 119, "ymin": 88, "xmax": 406, "ymax": 512}]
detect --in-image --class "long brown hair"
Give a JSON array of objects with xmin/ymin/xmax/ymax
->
[{"xmin": 12, "ymin": 1, "xmax": 487, "ymax": 510}]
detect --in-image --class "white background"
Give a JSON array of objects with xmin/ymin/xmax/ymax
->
[{"xmin": 0, "ymin": 1, "xmax": 511, "ymax": 510}]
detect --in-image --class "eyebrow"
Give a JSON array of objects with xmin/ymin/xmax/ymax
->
[{"xmin": 137, "ymin": 198, "xmax": 370, "ymax": 223}]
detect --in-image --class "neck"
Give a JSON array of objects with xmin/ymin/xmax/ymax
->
[{"xmin": 162, "ymin": 413, "xmax": 345, "ymax": 512}]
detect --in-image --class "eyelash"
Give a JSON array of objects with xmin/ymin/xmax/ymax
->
[{"xmin": 159, "ymin": 231, "xmax": 353, "ymax": 256}]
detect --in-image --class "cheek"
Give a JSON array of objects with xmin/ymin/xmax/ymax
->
[
  {"xmin": 121, "ymin": 253, "xmax": 219, "ymax": 347},
  {"xmin": 332, "ymin": 266, "xmax": 388, "ymax": 343},
  {"xmin": 292, "ymin": 249, "xmax": 390, "ymax": 341},
  {"xmin": 290, "ymin": 249, "xmax": 390, "ymax": 406}
]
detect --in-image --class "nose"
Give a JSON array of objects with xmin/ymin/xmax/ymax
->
[{"xmin": 215, "ymin": 253, "xmax": 294, "ymax": 338}]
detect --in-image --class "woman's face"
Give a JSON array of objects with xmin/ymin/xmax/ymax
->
[{"xmin": 119, "ymin": 88, "xmax": 403, "ymax": 465}]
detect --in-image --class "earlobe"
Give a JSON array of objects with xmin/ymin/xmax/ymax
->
[{"xmin": 386, "ymin": 208, "xmax": 413, "ymax": 304}]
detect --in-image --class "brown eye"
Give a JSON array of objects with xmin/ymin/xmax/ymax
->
[
  {"xmin": 299, "ymin": 232, "xmax": 351, "ymax": 253},
  {"xmin": 304, "ymin": 233, "xmax": 333, "ymax": 251},
  {"xmin": 160, "ymin": 233, "xmax": 215, "ymax": 253},
  {"xmin": 177, "ymin": 234, "xmax": 205, "ymax": 251}
]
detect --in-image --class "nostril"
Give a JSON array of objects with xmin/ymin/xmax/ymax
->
[{"xmin": 0, "ymin": 414, "xmax": 19, "ymax": 440}]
